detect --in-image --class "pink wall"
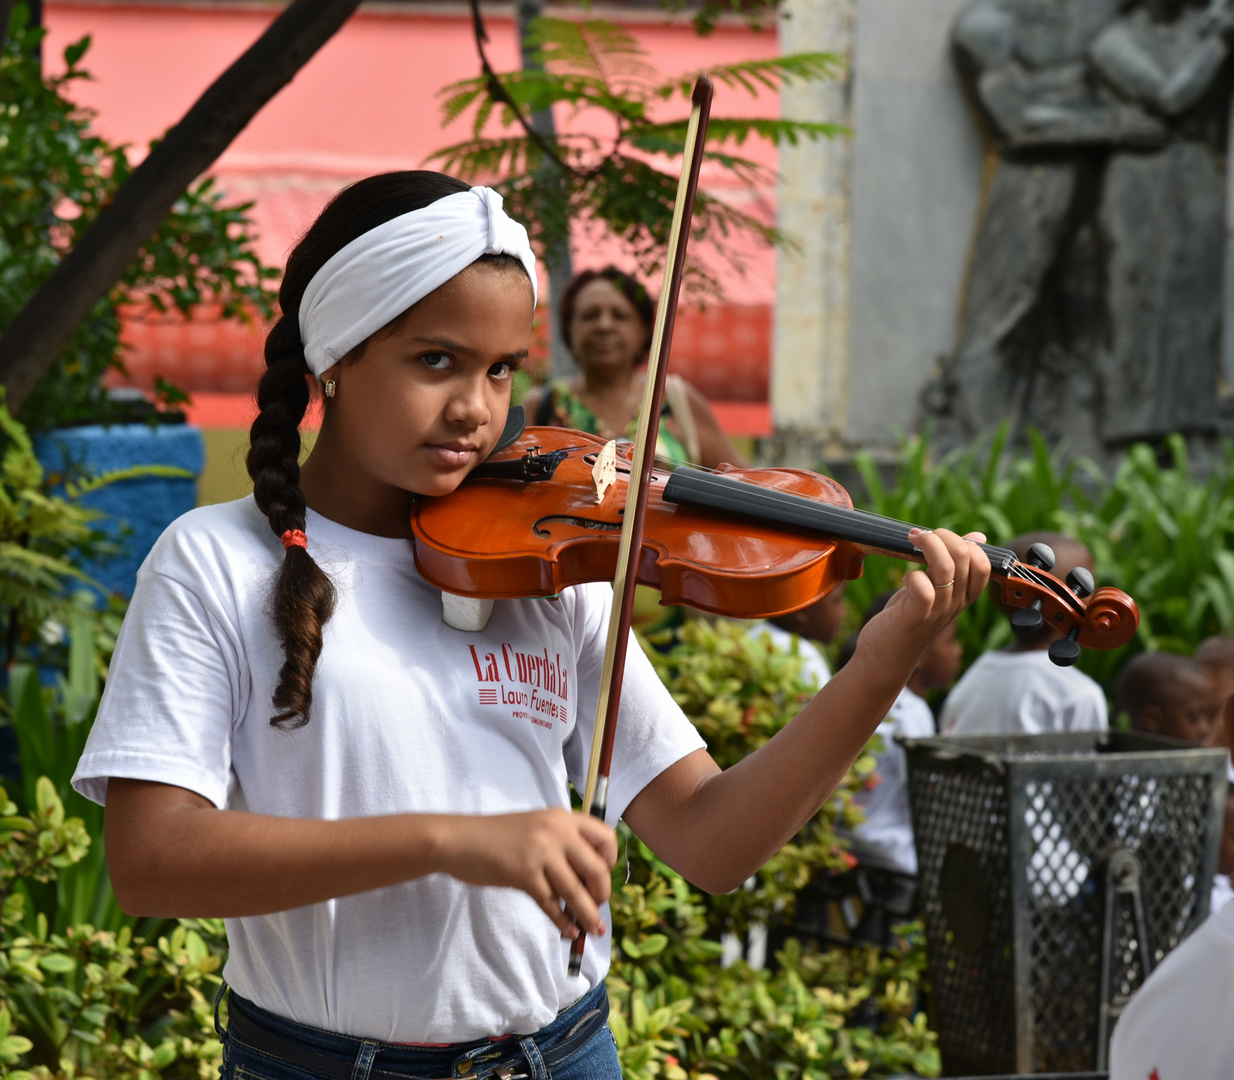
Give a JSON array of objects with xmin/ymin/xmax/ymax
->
[{"xmin": 42, "ymin": 1, "xmax": 779, "ymax": 424}]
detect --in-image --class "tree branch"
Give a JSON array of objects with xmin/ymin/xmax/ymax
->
[
  {"xmin": 0, "ymin": 0, "xmax": 363, "ymax": 412},
  {"xmin": 0, "ymin": 0, "xmax": 15, "ymax": 55},
  {"xmin": 467, "ymin": 0, "xmax": 580, "ymax": 179}
]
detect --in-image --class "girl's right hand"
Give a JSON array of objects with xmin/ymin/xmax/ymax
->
[{"xmin": 436, "ymin": 809, "xmax": 618, "ymax": 939}]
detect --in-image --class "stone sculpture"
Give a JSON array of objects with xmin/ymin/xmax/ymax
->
[{"xmin": 926, "ymin": 0, "xmax": 1231, "ymax": 457}]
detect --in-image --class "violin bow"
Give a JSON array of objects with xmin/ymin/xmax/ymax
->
[{"xmin": 569, "ymin": 75, "xmax": 713, "ymax": 977}]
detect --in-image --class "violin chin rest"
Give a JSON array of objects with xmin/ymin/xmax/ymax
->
[{"xmin": 441, "ymin": 592, "xmax": 495, "ymax": 632}]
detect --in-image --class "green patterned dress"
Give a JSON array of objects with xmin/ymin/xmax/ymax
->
[{"xmin": 543, "ymin": 379, "xmax": 692, "ymax": 632}]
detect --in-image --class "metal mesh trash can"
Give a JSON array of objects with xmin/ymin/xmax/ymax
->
[{"xmin": 903, "ymin": 732, "xmax": 1226, "ymax": 1076}]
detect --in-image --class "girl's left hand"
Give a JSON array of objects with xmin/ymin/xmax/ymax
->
[{"xmin": 857, "ymin": 527, "xmax": 991, "ymax": 664}]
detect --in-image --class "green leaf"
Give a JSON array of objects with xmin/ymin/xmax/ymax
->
[
  {"xmin": 63, "ymin": 34, "xmax": 91, "ymax": 68},
  {"xmin": 35, "ymin": 777, "xmax": 63, "ymax": 826},
  {"xmin": 38, "ymin": 952, "xmax": 76, "ymax": 973},
  {"xmin": 0, "ymin": 1035, "xmax": 32, "ymax": 1059},
  {"xmin": 636, "ymin": 933, "xmax": 668, "ymax": 956},
  {"xmin": 150, "ymin": 1041, "xmax": 178, "ymax": 1068}
]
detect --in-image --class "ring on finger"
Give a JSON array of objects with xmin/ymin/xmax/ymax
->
[{"xmin": 933, "ymin": 579, "xmax": 955, "ymax": 589}]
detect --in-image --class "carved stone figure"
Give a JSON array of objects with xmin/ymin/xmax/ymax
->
[{"xmin": 926, "ymin": 0, "xmax": 1231, "ymax": 455}]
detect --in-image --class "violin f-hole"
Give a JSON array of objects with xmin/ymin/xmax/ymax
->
[{"xmin": 531, "ymin": 512, "xmax": 624, "ymax": 539}]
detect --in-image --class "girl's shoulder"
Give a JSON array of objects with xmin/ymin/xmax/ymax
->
[{"xmin": 140, "ymin": 496, "xmax": 278, "ymax": 591}]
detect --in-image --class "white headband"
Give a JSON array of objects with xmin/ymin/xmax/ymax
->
[{"xmin": 298, "ymin": 186, "xmax": 538, "ymax": 377}]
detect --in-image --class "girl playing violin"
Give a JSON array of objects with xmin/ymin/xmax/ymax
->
[{"xmin": 72, "ymin": 171, "xmax": 990, "ymax": 1080}]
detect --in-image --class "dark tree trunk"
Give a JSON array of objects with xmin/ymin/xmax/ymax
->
[
  {"xmin": 0, "ymin": 0, "xmax": 362, "ymax": 411},
  {"xmin": 514, "ymin": 0, "xmax": 575, "ymax": 378},
  {"xmin": 0, "ymin": 2, "xmax": 14, "ymax": 55}
]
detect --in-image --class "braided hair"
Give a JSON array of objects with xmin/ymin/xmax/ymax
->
[{"xmin": 246, "ymin": 171, "xmax": 472, "ymax": 729}]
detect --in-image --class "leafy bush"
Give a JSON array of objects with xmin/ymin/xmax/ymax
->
[
  {"xmin": 847, "ymin": 427, "xmax": 1234, "ymax": 691},
  {"xmin": 0, "ymin": 393, "xmax": 184, "ymax": 671},
  {"xmin": 0, "ymin": 776, "xmax": 224, "ymax": 1080},
  {"xmin": 7, "ymin": 630, "xmax": 117, "ymax": 939},
  {"xmin": 0, "ymin": 4, "xmax": 278, "ymax": 431},
  {"xmin": 616, "ymin": 619, "xmax": 939, "ymax": 1079}
]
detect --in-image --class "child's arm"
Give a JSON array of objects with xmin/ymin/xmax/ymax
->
[
  {"xmin": 104, "ymin": 781, "xmax": 615, "ymax": 938},
  {"xmin": 621, "ymin": 527, "xmax": 988, "ymax": 894}
]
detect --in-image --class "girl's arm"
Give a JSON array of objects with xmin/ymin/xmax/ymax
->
[
  {"xmin": 104, "ymin": 782, "xmax": 616, "ymax": 937},
  {"xmin": 621, "ymin": 527, "xmax": 988, "ymax": 894}
]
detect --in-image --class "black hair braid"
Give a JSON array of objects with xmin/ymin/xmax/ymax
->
[
  {"xmin": 244, "ymin": 171, "xmax": 490, "ymax": 729},
  {"xmin": 246, "ymin": 315, "xmax": 337, "ymax": 729}
]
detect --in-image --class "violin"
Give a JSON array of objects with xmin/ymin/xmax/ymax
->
[{"xmin": 411, "ymin": 425, "xmax": 1139, "ymax": 666}]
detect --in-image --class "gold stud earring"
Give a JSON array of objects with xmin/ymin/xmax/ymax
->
[{"xmin": 323, "ymin": 379, "xmax": 336, "ymax": 399}]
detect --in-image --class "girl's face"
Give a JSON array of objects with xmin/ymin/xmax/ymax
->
[
  {"xmin": 307, "ymin": 262, "xmax": 534, "ymax": 534},
  {"xmin": 567, "ymin": 278, "xmax": 650, "ymax": 376}
]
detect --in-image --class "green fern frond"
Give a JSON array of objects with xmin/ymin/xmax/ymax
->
[
  {"xmin": 661, "ymin": 52, "xmax": 845, "ymax": 100},
  {"xmin": 427, "ymin": 136, "xmax": 541, "ymax": 182},
  {"xmin": 634, "ymin": 116, "xmax": 847, "ymax": 151},
  {"xmin": 64, "ymin": 465, "xmax": 193, "ymax": 500},
  {"xmin": 437, "ymin": 82, "xmax": 487, "ymax": 127},
  {"xmin": 531, "ymin": 18, "xmax": 654, "ymax": 89}
]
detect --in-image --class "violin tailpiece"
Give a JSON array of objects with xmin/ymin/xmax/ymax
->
[{"xmin": 592, "ymin": 440, "xmax": 618, "ymax": 504}]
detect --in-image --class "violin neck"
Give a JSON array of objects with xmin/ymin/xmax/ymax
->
[{"xmin": 662, "ymin": 467, "xmax": 1018, "ymax": 576}]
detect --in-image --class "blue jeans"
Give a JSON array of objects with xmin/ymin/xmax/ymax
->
[{"xmin": 216, "ymin": 981, "xmax": 620, "ymax": 1080}]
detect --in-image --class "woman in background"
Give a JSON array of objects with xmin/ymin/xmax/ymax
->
[{"xmin": 524, "ymin": 266, "xmax": 746, "ymax": 470}]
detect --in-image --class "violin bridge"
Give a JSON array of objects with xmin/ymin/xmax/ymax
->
[{"xmin": 592, "ymin": 440, "xmax": 618, "ymax": 504}]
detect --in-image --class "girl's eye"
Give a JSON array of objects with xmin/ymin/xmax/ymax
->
[
  {"xmin": 489, "ymin": 360, "xmax": 516, "ymax": 379},
  {"xmin": 420, "ymin": 352, "xmax": 453, "ymax": 371}
]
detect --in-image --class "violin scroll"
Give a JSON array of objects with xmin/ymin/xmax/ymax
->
[
  {"xmin": 1082, "ymin": 587, "xmax": 1139, "ymax": 645},
  {"xmin": 991, "ymin": 570, "xmax": 1139, "ymax": 665}
]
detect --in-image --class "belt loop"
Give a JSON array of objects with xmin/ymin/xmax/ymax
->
[
  {"xmin": 213, "ymin": 979, "xmax": 230, "ymax": 1077},
  {"xmin": 213, "ymin": 979, "xmax": 229, "ymax": 1043},
  {"xmin": 350, "ymin": 1039, "xmax": 379, "ymax": 1080},
  {"xmin": 518, "ymin": 1035, "xmax": 548, "ymax": 1080}
]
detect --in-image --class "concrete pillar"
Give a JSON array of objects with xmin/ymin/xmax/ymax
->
[
  {"xmin": 767, "ymin": 0, "xmax": 855, "ymax": 466},
  {"xmin": 1222, "ymin": 88, "xmax": 1234, "ymax": 400}
]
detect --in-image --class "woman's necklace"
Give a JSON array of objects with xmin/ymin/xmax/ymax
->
[{"xmin": 582, "ymin": 374, "xmax": 645, "ymax": 440}]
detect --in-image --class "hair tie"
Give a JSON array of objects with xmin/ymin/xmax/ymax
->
[{"xmin": 281, "ymin": 529, "xmax": 308, "ymax": 551}]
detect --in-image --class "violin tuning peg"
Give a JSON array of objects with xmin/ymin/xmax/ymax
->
[
  {"xmin": 1048, "ymin": 627, "xmax": 1082, "ymax": 667},
  {"xmin": 1065, "ymin": 566, "xmax": 1095, "ymax": 598},
  {"xmin": 1011, "ymin": 599, "xmax": 1045, "ymax": 636},
  {"xmin": 1025, "ymin": 542, "xmax": 1056, "ymax": 571}
]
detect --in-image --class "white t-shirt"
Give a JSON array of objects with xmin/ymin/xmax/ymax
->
[
  {"xmin": 72, "ymin": 497, "xmax": 704, "ymax": 1044},
  {"xmin": 940, "ymin": 650, "xmax": 1108, "ymax": 736},
  {"xmin": 745, "ymin": 621, "xmax": 831, "ymax": 690},
  {"xmin": 848, "ymin": 686, "xmax": 935, "ymax": 874},
  {"xmin": 1109, "ymin": 895, "xmax": 1234, "ymax": 1078},
  {"xmin": 1212, "ymin": 874, "xmax": 1234, "ymax": 916}
]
